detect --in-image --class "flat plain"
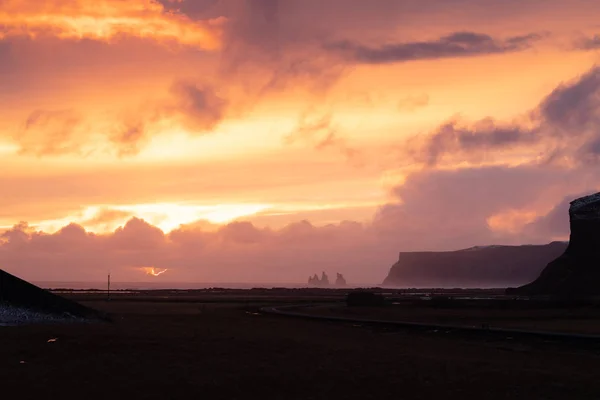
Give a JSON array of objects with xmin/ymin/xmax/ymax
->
[
  {"xmin": 1, "ymin": 289, "xmax": 600, "ymax": 400},
  {"xmin": 305, "ymin": 301, "xmax": 600, "ymax": 334}
]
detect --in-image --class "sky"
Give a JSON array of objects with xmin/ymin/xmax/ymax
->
[{"xmin": 1, "ymin": 0, "xmax": 600, "ymax": 284}]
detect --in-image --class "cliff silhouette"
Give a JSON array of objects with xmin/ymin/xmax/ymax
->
[
  {"xmin": 383, "ymin": 242, "xmax": 567, "ymax": 288},
  {"xmin": 510, "ymin": 192, "xmax": 600, "ymax": 296}
]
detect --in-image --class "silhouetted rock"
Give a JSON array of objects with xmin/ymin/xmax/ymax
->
[
  {"xmin": 383, "ymin": 242, "xmax": 567, "ymax": 288},
  {"xmin": 320, "ymin": 271, "xmax": 329, "ymax": 286},
  {"xmin": 346, "ymin": 291, "xmax": 385, "ymax": 307},
  {"xmin": 308, "ymin": 272, "xmax": 329, "ymax": 287},
  {"xmin": 511, "ymin": 192, "xmax": 600, "ymax": 296},
  {"xmin": 335, "ymin": 273, "xmax": 347, "ymax": 287},
  {"xmin": 308, "ymin": 274, "xmax": 320, "ymax": 286},
  {"xmin": 307, "ymin": 271, "xmax": 346, "ymax": 288},
  {"xmin": 0, "ymin": 269, "xmax": 102, "ymax": 324}
]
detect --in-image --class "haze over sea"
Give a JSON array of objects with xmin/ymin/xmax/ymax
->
[
  {"xmin": 34, "ymin": 281, "xmax": 386, "ymax": 290},
  {"xmin": 33, "ymin": 281, "xmax": 507, "ymax": 291}
]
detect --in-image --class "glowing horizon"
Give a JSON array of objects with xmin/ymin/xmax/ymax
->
[{"xmin": 140, "ymin": 267, "xmax": 168, "ymax": 277}]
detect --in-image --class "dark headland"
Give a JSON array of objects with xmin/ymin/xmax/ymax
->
[
  {"xmin": 510, "ymin": 192, "xmax": 600, "ymax": 296},
  {"xmin": 382, "ymin": 242, "xmax": 567, "ymax": 288}
]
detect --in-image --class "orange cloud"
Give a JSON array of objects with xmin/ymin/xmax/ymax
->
[
  {"xmin": 0, "ymin": 0, "xmax": 224, "ymax": 50},
  {"xmin": 11, "ymin": 78, "xmax": 231, "ymax": 157},
  {"xmin": 486, "ymin": 209, "xmax": 539, "ymax": 234}
]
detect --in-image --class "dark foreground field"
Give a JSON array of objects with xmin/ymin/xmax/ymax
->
[
  {"xmin": 2, "ymin": 291, "xmax": 600, "ymax": 400},
  {"xmin": 305, "ymin": 302, "xmax": 600, "ymax": 334}
]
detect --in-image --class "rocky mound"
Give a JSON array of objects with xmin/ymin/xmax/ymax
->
[
  {"xmin": 510, "ymin": 192, "xmax": 600, "ymax": 296},
  {"xmin": 0, "ymin": 269, "xmax": 102, "ymax": 324},
  {"xmin": 382, "ymin": 242, "xmax": 567, "ymax": 288}
]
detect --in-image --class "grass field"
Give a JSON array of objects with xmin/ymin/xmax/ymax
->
[
  {"xmin": 1, "ymin": 292, "xmax": 600, "ymax": 399},
  {"xmin": 304, "ymin": 303, "xmax": 600, "ymax": 334}
]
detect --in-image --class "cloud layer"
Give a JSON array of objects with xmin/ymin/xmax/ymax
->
[
  {"xmin": 2, "ymin": 161, "xmax": 597, "ymax": 284},
  {"xmin": 405, "ymin": 66, "xmax": 600, "ymax": 167},
  {"xmin": 326, "ymin": 32, "xmax": 543, "ymax": 64},
  {"xmin": 0, "ymin": 0, "xmax": 223, "ymax": 49}
]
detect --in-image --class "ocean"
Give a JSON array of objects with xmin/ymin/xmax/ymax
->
[{"xmin": 32, "ymin": 281, "xmax": 377, "ymax": 290}]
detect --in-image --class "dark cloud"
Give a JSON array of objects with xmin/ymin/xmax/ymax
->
[
  {"xmin": 574, "ymin": 34, "xmax": 600, "ymax": 50},
  {"xmin": 167, "ymin": 81, "xmax": 228, "ymax": 132},
  {"xmin": 577, "ymin": 137, "xmax": 600, "ymax": 163},
  {"xmin": 409, "ymin": 118, "xmax": 538, "ymax": 166},
  {"xmin": 220, "ymin": 0, "xmax": 283, "ymax": 65},
  {"xmin": 536, "ymin": 66, "xmax": 600, "ymax": 165},
  {"xmin": 406, "ymin": 66, "xmax": 600, "ymax": 166},
  {"xmin": 215, "ymin": 0, "xmax": 346, "ymax": 98},
  {"xmin": 326, "ymin": 31, "xmax": 542, "ymax": 64},
  {"xmin": 158, "ymin": 0, "xmax": 219, "ymax": 17},
  {"xmin": 0, "ymin": 41, "xmax": 13, "ymax": 72},
  {"xmin": 178, "ymin": 0, "xmax": 595, "ymax": 42},
  {"xmin": 538, "ymin": 66, "xmax": 600, "ymax": 132},
  {"xmin": 257, "ymin": 56, "xmax": 345, "ymax": 97}
]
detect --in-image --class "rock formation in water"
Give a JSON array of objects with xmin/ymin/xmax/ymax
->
[
  {"xmin": 308, "ymin": 272, "xmax": 347, "ymax": 287},
  {"xmin": 335, "ymin": 273, "xmax": 347, "ymax": 287},
  {"xmin": 510, "ymin": 192, "xmax": 600, "ymax": 296},
  {"xmin": 320, "ymin": 271, "xmax": 329, "ymax": 286},
  {"xmin": 382, "ymin": 242, "xmax": 567, "ymax": 288},
  {"xmin": 308, "ymin": 272, "xmax": 327, "ymax": 287},
  {"xmin": 308, "ymin": 274, "xmax": 320, "ymax": 286}
]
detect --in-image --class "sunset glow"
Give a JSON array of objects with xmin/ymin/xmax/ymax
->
[
  {"xmin": 141, "ymin": 267, "xmax": 168, "ymax": 277},
  {"xmin": 2, "ymin": 0, "xmax": 600, "ymax": 284},
  {"xmin": 25, "ymin": 203, "xmax": 273, "ymax": 234},
  {"xmin": 0, "ymin": 0, "xmax": 224, "ymax": 49}
]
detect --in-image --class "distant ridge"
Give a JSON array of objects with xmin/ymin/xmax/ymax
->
[
  {"xmin": 382, "ymin": 242, "xmax": 568, "ymax": 288},
  {"xmin": 464, "ymin": 242, "xmax": 569, "ymax": 252}
]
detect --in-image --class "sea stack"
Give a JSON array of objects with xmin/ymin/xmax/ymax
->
[
  {"xmin": 335, "ymin": 273, "xmax": 347, "ymax": 287},
  {"xmin": 511, "ymin": 192, "xmax": 600, "ymax": 296}
]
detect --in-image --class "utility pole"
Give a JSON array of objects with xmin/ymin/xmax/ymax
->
[{"xmin": 107, "ymin": 273, "xmax": 111, "ymax": 301}]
